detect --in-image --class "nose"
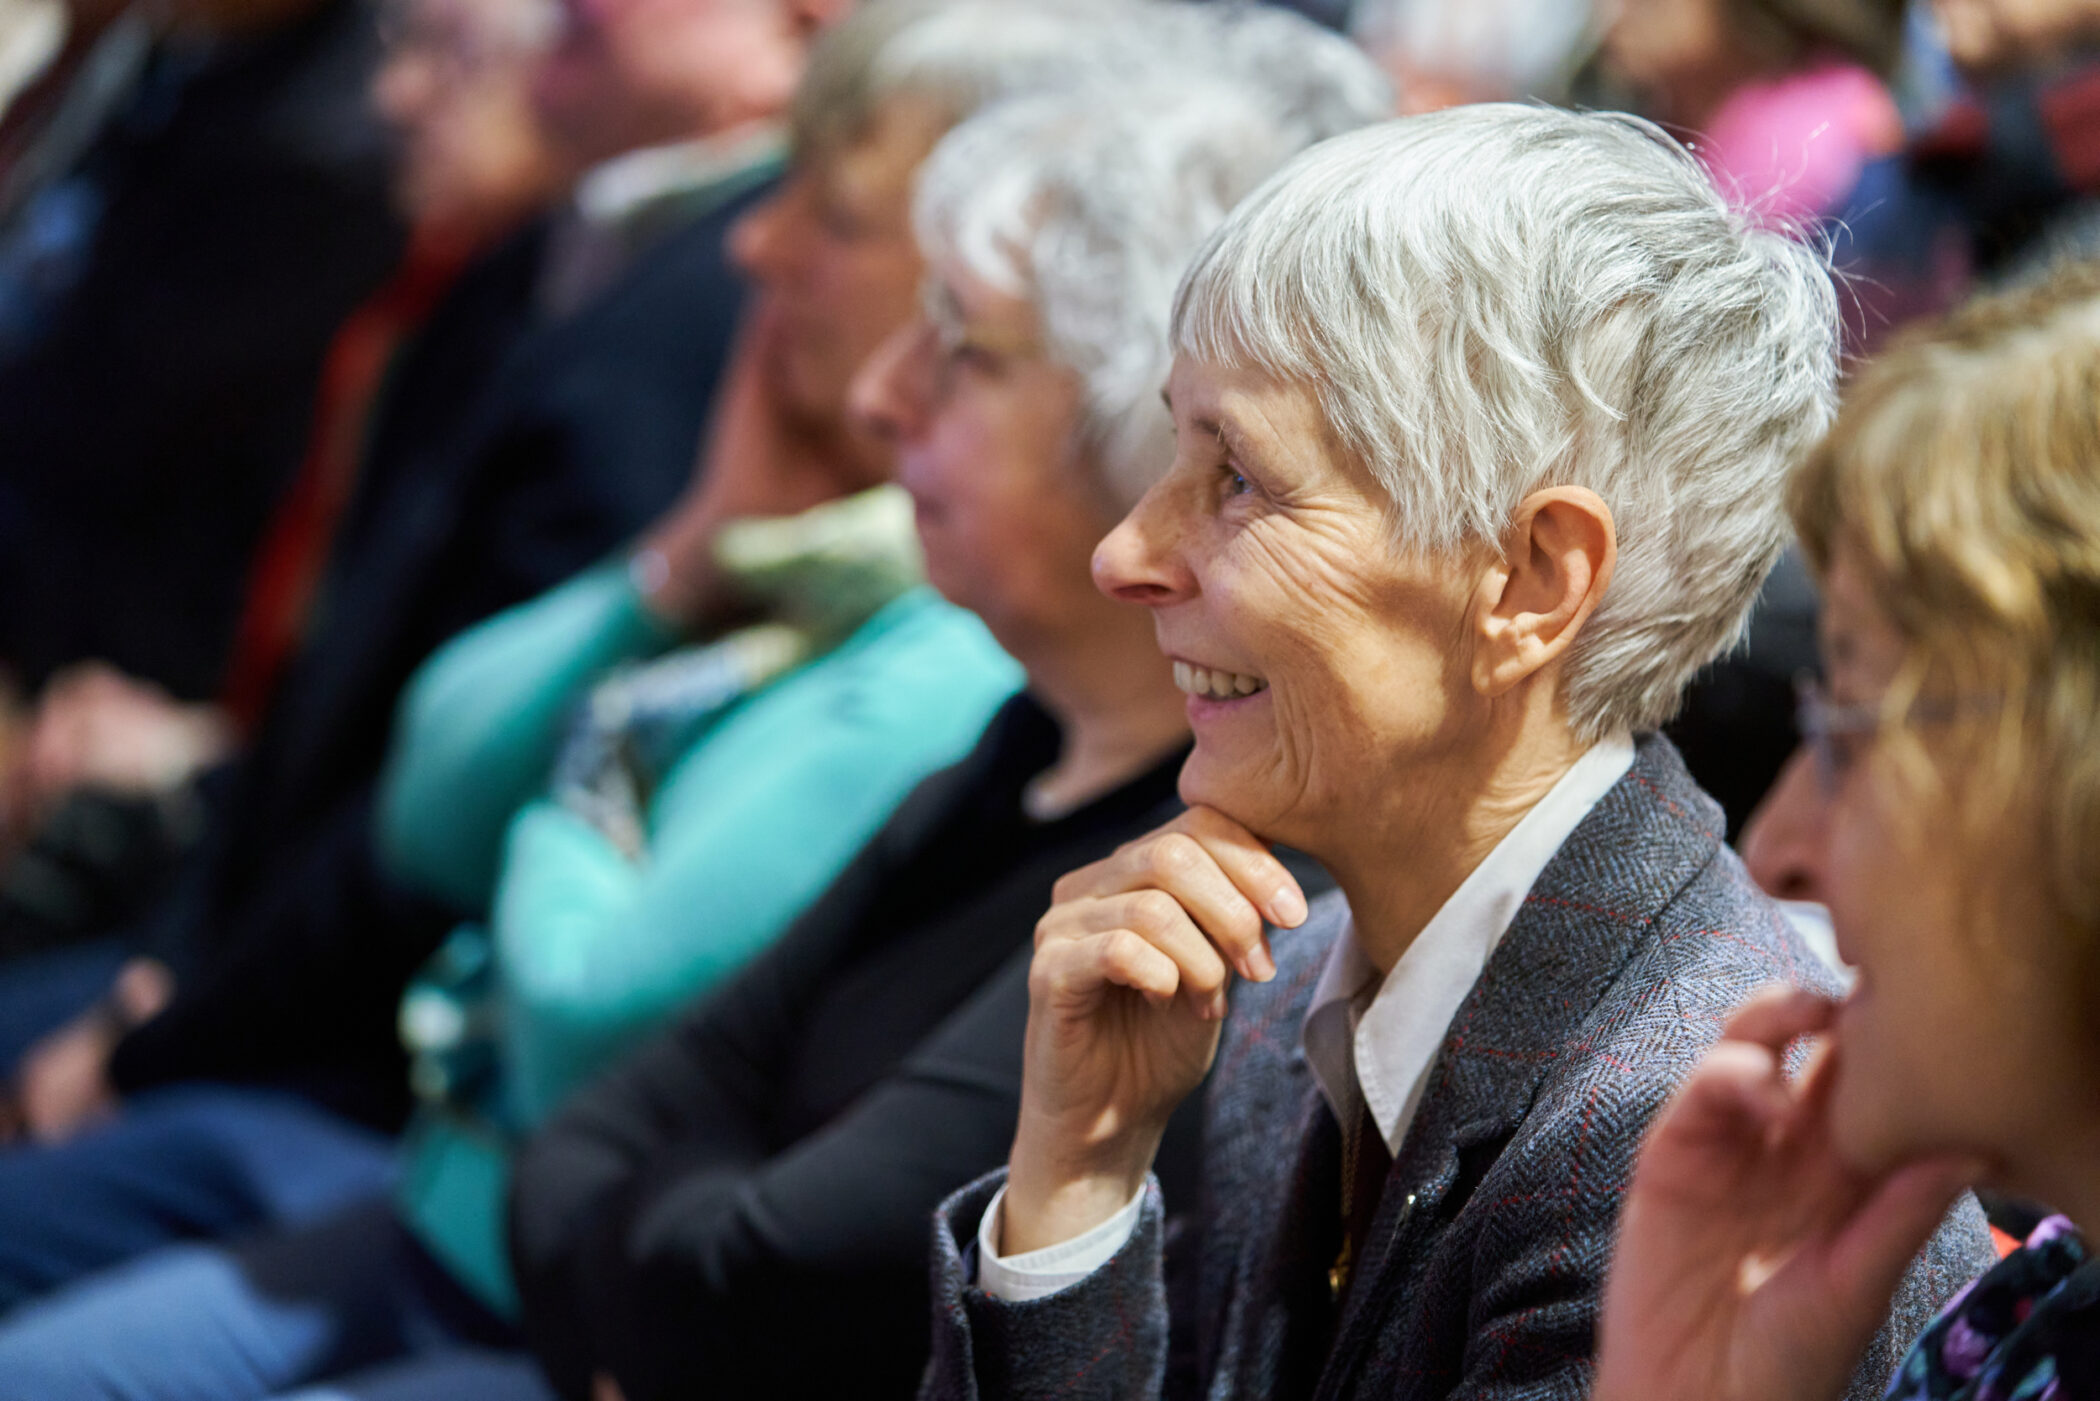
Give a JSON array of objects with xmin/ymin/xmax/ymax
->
[
  {"xmin": 1739, "ymin": 745, "xmax": 1831, "ymax": 904},
  {"xmin": 1092, "ymin": 473, "xmax": 1198, "ymax": 609},
  {"xmin": 729, "ymin": 187, "xmax": 795, "ymax": 283},
  {"xmin": 848, "ymin": 321, "xmax": 936, "ymax": 446}
]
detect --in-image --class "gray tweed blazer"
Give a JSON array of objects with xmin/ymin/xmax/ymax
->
[{"xmin": 920, "ymin": 734, "xmax": 1995, "ymax": 1400}]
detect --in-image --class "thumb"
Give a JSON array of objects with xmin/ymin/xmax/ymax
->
[{"xmin": 1825, "ymin": 1156, "xmax": 1986, "ymax": 1312}]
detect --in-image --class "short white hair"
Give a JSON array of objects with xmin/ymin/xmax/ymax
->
[
  {"xmin": 910, "ymin": 9, "xmax": 1391, "ymax": 508},
  {"xmin": 1349, "ymin": 0, "xmax": 1591, "ymax": 100},
  {"xmin": 1172, "ymin": 104, "xmax": 1840, "ymax": 740}
]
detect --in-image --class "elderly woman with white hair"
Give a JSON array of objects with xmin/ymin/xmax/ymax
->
[{"xmin": 918, "ymin": 104, "xmax": 1999, "ymax": 1401}]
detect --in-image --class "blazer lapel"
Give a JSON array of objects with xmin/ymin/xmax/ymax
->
[
  {"xmin": 1260, "ymin": 1090, "xmax": 1350, "ymax": 1398},
  {"xmin": 1312, "ymin": 735, "xmax": 1726, "ymax": 1395}
]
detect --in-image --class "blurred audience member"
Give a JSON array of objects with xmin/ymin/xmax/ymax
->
[
  {"xmin": 368, "ymin": 0, "xmax": 562, "ymax": 248},
  {"xmin": 1938, "ymin": 0, "xmax": 2100, "ymax": 69},
  {"xmin": 0, "ymin": 0, "xmax": 61, "ymax": 117},
  {"xmin": 0, "ymin": 0, "xmax": 835, "ymax": 1316},
  {"xmin": 508, "ymin": 16, "xmax": 1383, "ymax": 1398},
  {"xmin": 1838, "ymin": 0, "xmax": 2100, "ymax": 344},
  {"xmin": 0, "ymin": 0, "xmax": 567, "ymax": 969},
  {"xmin": 1351, "ymin": 0, "xmax": 1591, "ymax": 110},
  {"xmin": 1596, "ymin": 0, "xmax": 1906, "ymax": 227},
  {"xmin": 1594, "ymin": 260, "xmax": 2100, "ymax": 1401},
  {"xmin": 0, "ymin": 0, "xmax": 404, "ymax": 703}
]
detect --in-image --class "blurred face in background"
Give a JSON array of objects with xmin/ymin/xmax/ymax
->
[
  {"xmin": 532, "ymin": 0, "xmax": 829, "ymax": 170},
  {"xmin": 729, "ymin": 93, "xmax": 949, "ymax": 437},
  {"xmin": 851, "ymin": 260, "xmax": 1122, "ymax": 651},
  {"xmin": 1796, "ymin": 551, "xmax": 2080, "ymax": 1187},
  {"xmin": 374, "ymin": 0, "xmax": 567, "ymax": 238},
  {"xmin": 1597, "ymin": 0, "xmax": 1747, "ymax": 121},
  {"xmin": 1350, "ymin": 0, "xmax": 1591, "ymax": 113},
  {"xmin": 1934, "ymin": 0, "xmax": 2100, "ymax": 71}
]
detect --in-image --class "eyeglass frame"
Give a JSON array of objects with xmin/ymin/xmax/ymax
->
[
  {"xmin": 1792, "ymin": 673, "xmax": 1996, "ymax": 796},
  {"xmin": 910, "ymin": 277, "xmax": 1049, "ymax": 405}
]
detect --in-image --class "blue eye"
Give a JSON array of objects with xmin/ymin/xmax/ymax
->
[{"xmin": 1224, "ymin": 466, "xmax": 1252, "ymax": 496}]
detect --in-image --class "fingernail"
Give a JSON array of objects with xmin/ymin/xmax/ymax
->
[
  {"xmin": 1249, "ymin": 943, "xmax": 1276, "ymax": 983},
  {"xmin": 1208, "ymin": 989, "xmax": 1228, "ymax": 1020},
  {"xmin": 1271, "ymin": 886, "xmax": 1307, "ymax": 927}
]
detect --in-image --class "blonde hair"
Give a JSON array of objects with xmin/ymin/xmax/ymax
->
[{"xmin": 1790, "ymin": 261, "xmax": 2100, "ymax": 946}]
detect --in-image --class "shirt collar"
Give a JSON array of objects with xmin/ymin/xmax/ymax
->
[
  {"xmin": 572, "ymin": 123, "xmax": 785, "ymax": 229},
  {"xmin": 1302, "ymin": 733, "xmax": 1636, "ymax": 1155}
]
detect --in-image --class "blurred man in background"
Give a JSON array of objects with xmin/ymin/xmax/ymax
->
[{"xmin": 0, "ymin": 0, "xmax": 847, "ymax": 1315}]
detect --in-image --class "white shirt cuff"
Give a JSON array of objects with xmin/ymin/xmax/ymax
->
[{"xmin": 972, "ymin": 1183, "xmax": 1144, "ymax": 1303}]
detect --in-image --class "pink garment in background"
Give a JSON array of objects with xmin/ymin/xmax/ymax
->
[{"xmin": 1695, "ymin": 59, "xmax": 1902, "ymax": 229}]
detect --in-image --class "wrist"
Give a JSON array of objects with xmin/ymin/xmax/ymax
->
[{"xmin": 1003, "ymin": 1118, "xmax": 1160, "ymax": 1256}]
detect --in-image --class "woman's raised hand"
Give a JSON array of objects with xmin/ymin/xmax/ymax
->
[
  {"xmin": 1592, "ymin": 986, "xmax": 1984, "ymax": 1401},
  {"xmin": 1001, "ymin": 807, "xmax": 1308, "ymax": 1255}
]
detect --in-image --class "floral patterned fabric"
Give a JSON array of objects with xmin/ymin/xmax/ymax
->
[{"xmin": 1885, "ymin": 1216, "xmax": 2100, "ymax": 1401}]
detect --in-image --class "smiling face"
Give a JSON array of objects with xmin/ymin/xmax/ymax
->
[
  {"xmin": 1090, "ymin": 356, "xmax": 1483, "ymax": 853},
  {"xmin": 1811, "ymin": 548, "xmax": 2076, "ymax": 1178},
  {"xmin": 850, "ymin": 262, "xmax": 1127, "ymax": 656}
]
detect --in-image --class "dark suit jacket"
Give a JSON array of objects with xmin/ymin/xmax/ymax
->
[
  {"xmin": 101, "ymin": 185, "xmax": 765, "ymax": 1129},
  {"xmin": 0, "ymin": 0, "xmax": 403, "ymax": 698},
  {"xmin": 922, "ymin": 735, "xmax": 1996, "ymax": 1400}
]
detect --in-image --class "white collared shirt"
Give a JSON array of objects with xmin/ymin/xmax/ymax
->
[
  {"xmin": 571, "ymin": 124, "xmax": 787, "ymax": 228},
  {"xmin": 538, "ymin": 124, "xmax": 787, "ymax": 318},
  {"xmin": 977, "ymin": 734, "xmax": 1636, "ymax": 1302}
]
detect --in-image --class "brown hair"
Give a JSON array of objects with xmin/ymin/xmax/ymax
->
[{"xmin": 1790, "ymin": 260, "xmax": 2100, "ymax": 945}]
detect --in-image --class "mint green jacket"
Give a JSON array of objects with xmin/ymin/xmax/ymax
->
[{"xmin": 374, "ymin": 563, "xmax": 1019, "ymax": 1312}]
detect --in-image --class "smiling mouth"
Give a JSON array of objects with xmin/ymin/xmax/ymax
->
[{"xmin": 1172, "ymin": 660, "xmax": 1268, "ymax": 700}]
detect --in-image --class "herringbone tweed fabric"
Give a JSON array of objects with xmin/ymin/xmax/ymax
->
[{"xmin": 921, "ymin": 734, "xmax": 1995, "ymax": 1400}]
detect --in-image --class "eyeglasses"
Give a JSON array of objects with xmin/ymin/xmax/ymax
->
[
  {"xmin": 1793, "ymin": 675, "xmax": 1883, "ymax": 795},
  {"xmin": 1792, "ymin": 674, "xmax": 1993, "ymax": 796},
  {"xmin": 913, "ymin": 279, "xmax": 1045, "ymax": 403}
]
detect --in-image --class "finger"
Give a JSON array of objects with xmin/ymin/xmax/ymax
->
[
  {"xmin": 1719, "ymin": 984, "xmax": 1838, "ymax": 1053},
  {"xmin": 1106, "ymin": 832, "xmax": 1271, "ymax": 983},
  {"xmin": 1079, "ymin": 891, "xmax": 1233, "ymax": 1018},
  {"xmin": 1034, "ymin": 926, "xmax": 1182, "ymax": 1011},
  {"xmin": 1090, "ymin": 929, "xmax": 1187, "ymax": 1009},
  {"xmin": 1652, "ymin": 1038, "xmax": 1794, "ymax": 1151},
  {"xmin": 1822, "ymin": 1155, "xmax": 1988, "ymax": 1321},
  {"xmin": 1177, "ymin": 806, "xmax": 1307, "ymax": 929}
]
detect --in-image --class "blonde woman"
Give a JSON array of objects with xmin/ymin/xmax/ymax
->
[{"xmin": 1594, "ymin": 262, "xmax": 2100, "ymax": 1401}]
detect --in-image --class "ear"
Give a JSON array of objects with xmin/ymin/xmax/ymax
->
[{"xmin": 1468, "ymin": 486, "xmax": 1616, "ymax": 700}]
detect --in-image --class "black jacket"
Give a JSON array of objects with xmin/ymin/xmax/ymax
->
[
  {"xmin": 103, "ymin": 186, "xmax": 764, "ymax": 1129},
  {"xmin": 508, "ymin": 696, "xmax": 1203, "ymax": 1400},
  {"xmin": 0, "ymin": 0, "xmax": 403, "ymax": 698}
]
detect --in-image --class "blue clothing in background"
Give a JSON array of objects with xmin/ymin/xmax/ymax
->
[
  {"xmin": 0, "ymin": 1198, "xmax": 536, "ymax": 1401},
  {"xmin": 0, "ymin": 1086, "xmax": 395, "ymax": 1311},
  {"xmin": 378, "ymin": 563, "xmax": 1020, "ymax": 1313}
]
